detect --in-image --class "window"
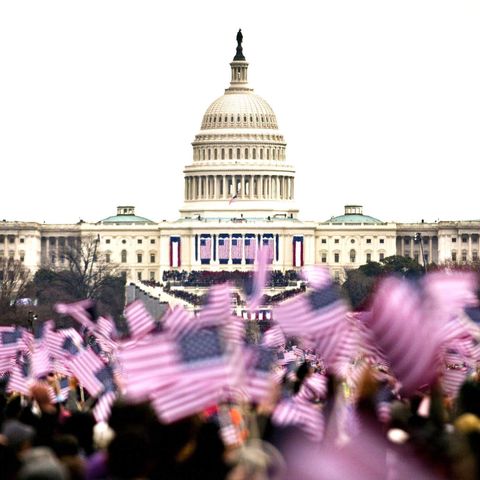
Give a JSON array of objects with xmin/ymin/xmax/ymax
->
[
  {"xmin": 366, "ymin": 253, "xmax": 372, "ymax": 262},
  {"xmin": 379, "ymin": 253, "xmax": 385, "ymax": 261},
  {"xmin": 452, "ymin": 238, "xmax": 457, "ymax": 243},
  {"xmin": 321, "ymin": 254, "xmax": 327, "ymax": 263},
  {"xmin": 350, "ymin": 249, "xmax": 356, "ymax": 262},
  {"xmin": 221, "ymin": 148, "xmax": 225, "ymax": 160},
  {"xmin": 137, "ymin": 239, "xmax": 143, "ymax": 244},
  {"xmin": 473, "ymin": 251, "xmax": 478, "ymax": 261},
  {"xmin": 334, "ymin": 239, "xmax": 339, "ymax": 244},
  {"xmin": 237, "ymin": 148, "xmax": 240, "ymax": 159},
  {"xmin": 334, "ymin": 253, "xmax": 339, "ymax": 263},
  {"xmin": 106, "ymin": 239, "xmax": 111, "ymax": 244},
  {"xmin": 245, "ymin": 148, "xmax": 249, "ymax": 159},
  {"xmin": 462, "ymin": 250, "xmax": 467, "ymax": 262},
  {"xmin": 137, "ymin": 254, "xmax": 143, "ymax": 263},
  {"xmin": 121, "ymin": 250, "xmax": 127, "ymax": 263},
  {"xmin": 150, "ymin": 254, "xmax": 155, "ymax": 263},
  {"xmin": 260, "ymin": 149, "xmax": 263, "ymax": 160},
  {"xmin": 137, "ymin": 272, "xmax": 142, "ymax": 281},
  {"xmin": 452, "ymin": 251, "xmax": 457, "ymax": 262},
  {"xmin": 229, "ymin": 149, "xmax": 232, "ymax": 160},
  {"xmin": 366, "ymin": 239, "xmax": 372, "ymax": 244},
  {"xmin": 150, "ymin": 239, "xmax": 155, "ymax": 244},
  {"xmin": 253, "ymin": 148, "xmax": 256, "ymax": 159},
  {"xmin": 462, "ymin": 236, "xmax": 468, "ymax": 243},
  {"xmin": 379, "ymin": 239, "xmax": 385, "ymax": 244},
  {"xmin": 414, "ymin": 253, "xmax": 419, "ymax": 262},
  {"xmin": 122, "ymin": 239, "xmax": 126, "ymax": 244},
  {"xmin": 321, "ymin": 239, "xmax": 326, "ymax": 244},
  {"xmin": 106, "ymin": 253, "xmax": 111, "ymax": 263},
  {"xmin": 20, "ymin": 256, "xmax": 24, "ymax": 262},
  {"xmin": 150, "ymin": 271, "xmax": 155, "ymax": 281},
  {"xmin": 424, "ymin": 254, "xmax": 429, "ymax": 264},
  {"xmin": 350, "ymin": 239, "xmax": 355, "ymax": 244},
  {"xmin": 20, "ymin": 238, "xmax": 24, "ymax": 244}
]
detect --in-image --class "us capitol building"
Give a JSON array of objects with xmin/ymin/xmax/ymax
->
[{"xmin": 2, "ymin": 33, "xmax": 480, "ymax": 284}]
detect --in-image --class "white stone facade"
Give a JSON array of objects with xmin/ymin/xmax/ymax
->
[{"xmin": 2, "ymin": 40, "xmax": 480, "ymax": 283}]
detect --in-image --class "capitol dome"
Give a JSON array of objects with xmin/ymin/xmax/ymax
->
[
  {"xmin": 180, "ymin": 31, "xmax": 297, "ymax": 220},
  {"xmin": 201, "ymin": 93, "xmax": 278, "ymax": 130}
]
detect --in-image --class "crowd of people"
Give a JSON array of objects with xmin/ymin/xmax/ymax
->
[
  {"xmin": 1, "ymin": 266, "xmax": 480, "ymax": 479},
  {"xmin": 161, "ymin": 270, "xmax": 301, "ymax": 288}
]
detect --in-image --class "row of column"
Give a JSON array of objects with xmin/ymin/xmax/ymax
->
[
  {"xmin": 399, "ymin": 235, "xmax": 435, "ymax": 264},
  {"xmin": 185, "ymin": 175, "xmax": 294, "ymax": 201},
  {"xmin": 193, "ymin": 146, "xmax": 285, "ymax": 161}
]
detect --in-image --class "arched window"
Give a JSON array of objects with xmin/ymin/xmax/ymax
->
[
  {"xmin": 221, "ymin": 148, "xmax": 225, "ymax": 160},
  {"xmin": 231, "ymin": 115, "xmax": 234, "ymax": 122},
  {"xmin": 244, "ymin": 115, "xmax": 247, "ymax": 122},
  {"xmin": 267, "ymin": 149, "xmax": 270, "ymax": 160},
  {"xmin": 350, "ymin": 249, "xmax": 356, "ymax": 263},
  {"xmin": 229, "ymin": 148, "xmax": 233, "ymax": 160},
  {"xmin": 245, "ymin": 148, "xmax": 249, "ymax": 159},
  {"xmin": 273, "ymin": 149, "xmax": 276, "ymax": 160},
  {"xmin": 202, "ymin": 150, "xmax": 205, "ymax": 160},
  {"xmin": 214, "ymin": 149, "xmax": 217, "ymax": 160},
  {"xmin": 250, "ymin": 115, "xmax": 253, "ymax": 122},
  {"xmin": 208, "ymin": 149, "xmax": 211, "ymax": 160},
  {"xmin": 236, "ymin": 148, "xmax": 240, "ymax": 159},
  {"xmin": 237, "ymin": 114, "xmax": 240, "ymax": 122},
  {"xmin": 121, "ymin": 250, "xmax": 127, "ymax": 263},
  {"xmin": 224, "ymin": 116, "xmax": 228, "ymax": 122},
  {"xmin": 213, "ymin": 116, "xmax": 216, "ymax": 123},
  {"xmin": 260, "ymin": 149, "xmax": 263, "ymax": 160},
  {"xmin": 252, "ymin": 148, "xmax": 256, "ymax": 159}
]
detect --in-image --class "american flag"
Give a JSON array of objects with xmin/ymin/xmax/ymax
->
[
  {"xmin": 93, "ymin": 391, "xmax": 117, "ymax": 423},
  {"xmin": 0, "ymin": 329, "xmax": 21, "ymax": 358},
  {"xmin": 200, "ymin": 236, "xmax": 212, "ymax": 261},
  {"xmin": 150, "ymin": 327, "xmax": 231, "ymax": 423},
  {"xmin": 274, "ymin": 279, "xmax": 349, "ymax": 344},
  {"xmin": 245, "ymin": 246, "xmax": 270, "ymax": 312},
  {"xmin": 367, "ymin": 276, "xmax": 442, "ymax": 395},
  {"xmin": 244, "ymin": 236, "xmax": 256, "ymax": 262},
  {"xmin": 218, "ymin": 236, "xmax": 230, "ymax": 262},
  {"xmin": 8, "ymin": 354, "xmax": 31, "ymax": 396},
  {"xmin": 124, "ymin": 300, "xmax": 156, "ymax": 340},
  {"xmin": 297, "ymin": 373, "xmax": 328, "ymax": 402},
  {"xmin": 245, "ymin": 346, "xmax": 277, "ymax": 403},
  {"xmin": 231, "ymin": 236, "xmax": 242, "ymax": 261},
  {"xmin": 223, "ymin": 316, "xmax": 245, "ymax": 345},
  {"xmin": 262, "ymin": 325, "xmax": 286, "ymax": 348},
  {"xmin": 442, "ymin": 367, "xmax": 468, "ymax": 397},
  {"xmin": 117, "ymin": 333, "xmax": 180, "ymax": 401},
  {"xmin": 262, "ymin": 237, "xmax": 274, "ymax": 263},
  {"xmin": 69, "ymin": 349, "xmax": 106, "ymax": 397},
  {"xmin": 272, "ymin": 397, "xmax": 324, "ymax": 442},
  {"xmin": 55, "ymin": 299, "xmax": 97, "ymax": 331},
  {"xmin": 163, "ymin": 305, "xmax": 195, "ymax": 339},
  {"xmin": 197, "ymin": 283, "xmax": 232, "ymax": 330}
]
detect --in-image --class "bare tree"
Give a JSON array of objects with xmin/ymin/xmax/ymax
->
[
  {"xmin": 61, "ymin": 235, "xmax": 119, "ymax": 299},
  {"xmin": 0, "ymin": 257, "xmax": 31, "ymax": 317},
  {"xmin": 33, "ymin": 236, "xmax": 125, "ymax": 319}
]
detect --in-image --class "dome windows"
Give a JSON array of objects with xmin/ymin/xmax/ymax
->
[{"xmin": 245, "ymin": 148, "xmax": 249, "ymax": 159}]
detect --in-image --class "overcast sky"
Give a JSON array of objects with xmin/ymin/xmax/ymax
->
[{"xmin": 1, "ymin": 1, "xmax": 479, "ymax": 225}]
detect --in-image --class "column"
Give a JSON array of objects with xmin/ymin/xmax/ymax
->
[
  {"xmin": 223, "ymin": 176, "xmax": 227, "ymax": 199},
  {"xmin": 241, "ymin": 175, "xmax": 245, "ymax": 198},
  {"xmin": 400, "ymin": 236, "xmax": 405, "ymax": 256},
  {"xmin": 213, "ymin": 175, "xmax": 217, "ymax": 199},
  {"xmin": 410, "ymin": 237, "xmax": 414, "ymax": 258},
  {"xmin": 276, "ymin": 176, "xmax": 280, "ymax": 199},
  {"xmin": 429, "ymin": 236, "xmax": 433, "ymax": 263},
  {"xmin": 269, "ymin": 176, "xmax": 272, "ymax": 199},
  {"xmin": 184, "ymin": 178, "xmax": 188, "ymax": 200},
  {"xmin": 259, "ymin": 175, "xmax": 263, "ymax": 198},
  {"xmin": 250, "ymin": 176, "xmax": 254, "ymax": 199},
  {"xmin": 468, "ymin": 234, "xmax": 472, "ymax": 261},
  {"xmin": 291, "ymin": 178, "xmax": 294, "ymax": 199}
]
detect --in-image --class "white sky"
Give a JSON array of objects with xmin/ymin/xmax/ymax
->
[{"xmin": 1, "ymin": 0, "xmax": 479, "ymax": 225}]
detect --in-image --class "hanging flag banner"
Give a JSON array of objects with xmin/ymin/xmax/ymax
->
[
  {"xmin": 200, "ymin": 234, "xmax": 212, "ymax": 264},
  {"xmin": 245, "ymin": 234, "xmax": 257, "ymax": 265},
  {"xmin": 170, "ymin": 237, "xmax": 181, "ymax": 268},
  {"xmin": 293, "ymin": 236, "xmax": 304, "ymax": 267},
  {"xmin": 218, "ymin": 234, "xmax": 230, "ymax": 264},
  {"xmin": 262, "ymin": 234, "xmax": 274, "ymax": 264},
  {"xmin": 231, "ymin": 234, "xmax": 243, "ymax": 264}
]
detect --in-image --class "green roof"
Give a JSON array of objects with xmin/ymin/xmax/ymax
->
[
  {"xmin": 99, "ymin": 215, "xmax": 155, "ymax": 225},
  {"xmin": 325, "ymin": 214, "xmax": 383, "ymax": 224}
]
